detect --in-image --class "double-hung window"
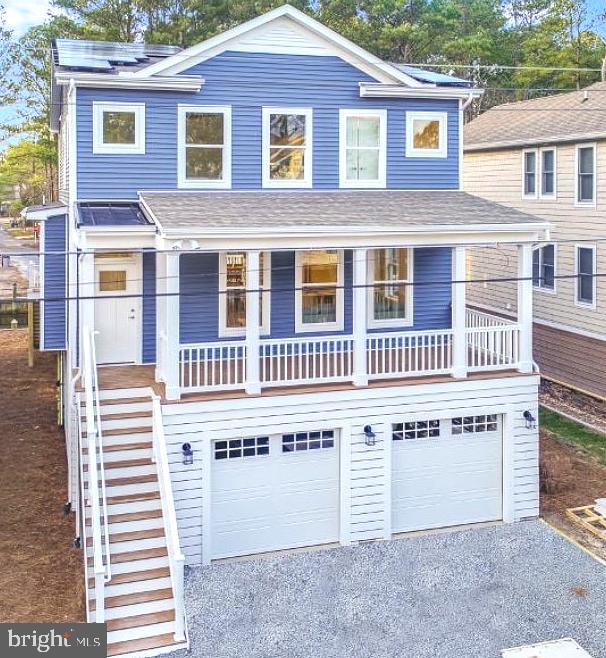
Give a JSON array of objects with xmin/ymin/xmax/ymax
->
[
  {"xmin": 339, "ymin": 109, "xmax": 386, "ymax": 188},
  {"xmin": 92, "ymin": 102, "xmax": 145, "ymax": 154},
  {"xmin": 406, "ymin": 111, "xmax": 448, "ymax": 158},
  {"xmin": 575, "ymin": 245, "xmax": 596, "ymax": 308},
  {"xmin": 368, "ymin": 248, "xmax": 413, "ymax": 327},
  {"xmin": 262, "ymin": 107, "xmax": 312, "ymax": 188},
  {"xmin": 540, "ymin": 149, "xmax": 556, "ymax": 197},
  {"xmin": 576, "ymin": 145, "xmax": 596, "ymax": 204},
  {"xmin": 219, "ymin": 252, "xmax": 270, "ymax": 336},
  {"xmin": 532, "ymin": 244, "xmax": 555, "ymax": 291},
  {"xmin": 523, "ymin": 150, "xmax": 537, "ymax": 197},
  {"xmin": 178, "ymin": 105, "xmax": 231, "ymax": 188},
  {"xmin": 295, "ymin": 250, "xmax": 343, "ymax": 332}
]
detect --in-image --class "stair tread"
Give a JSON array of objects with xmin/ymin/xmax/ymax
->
[
  {"xmin": 86, "ymin": 527, "xmax": 164, "ymax": 547},
  {"xmin": 101, "ymin": 410, "xmax": 153, "ymax": 421},
  {"xmin": 84, "ymin": 458, "xmax": 153, "ymax": 473},
  {"xmin": 83, "ymin": 441, "xmax": 153, "ymax": 454},
  {"xmin": 89, "ymin": 567, "xmax": 170, "ymax": 588},
  {"xmin": 88, "ymin": 546, "xmax": 168, "ymax": 566},
  {"xmin": 107, "ymin": 632, "xmax": 180, "ymax": 657},
  {"xmin": 107, "ymin": 491, "xmax": 160, "ymax": 505},
  {"xmin": 90, "ymin": 587, "xmax": 173, "ymax": 610},
  {"xmin": 84, "ymin": 426, "xmax": 152, "ymax": 438},
  {"xmin": 106, "ymin": 609, "xmax": 175, "ymax": 632},
  {"xmin": 85, "ymin": 507, "xmax": 164, "ymax": 526},
  {"xmin": 99, "ymin": 473, "xmax": 158, "ymax": 487},
  {"xmin": 81, "ymin": 396, "xmax": 151, "ymax": 407}
]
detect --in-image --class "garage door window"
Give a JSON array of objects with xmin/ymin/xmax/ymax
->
[
  {"xmin": 451, "ymin": 415, "xmax": 498, "ymax": 435},
  {"xmin": 214, "ymin": 437, "xmax": 269, "ymax": 460},
  {"xmin": 282, "ymin": 430, "xmax": 335, "ymax": 452},
  {"xmin": 393, "ymin": 420, "xmax": 440, "ymax": 440}
]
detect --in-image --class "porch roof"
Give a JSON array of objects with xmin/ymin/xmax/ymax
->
[{"xmin": 139, "ymin": 190, "xmax": 549, "ymax": 239}]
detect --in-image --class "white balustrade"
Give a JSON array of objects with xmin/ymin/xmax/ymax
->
[
  {"xmin": 466, "ymin": 325, "xmax": 521, "ymax": 371},
  {"xmin": 180, "ymin": 342, "xmax": 246, "ymax": 392}
]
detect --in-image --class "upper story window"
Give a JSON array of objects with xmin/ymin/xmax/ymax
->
[
  {"xmin": 368, "ymin": 248, "xmax": 413, "ymax": 327},
  {"xmin": 406, "ymin": 111, "xmax": 447, "ymax": 158},
  {"xmin": 219, "ymin": 252, "xmax": 270, "ymax": 336},
  {"xmin": 532, "ymin": 244, "xmax": 555, "ymax": 291},
  {"xmin": 576, "ymin": 144, "xmax": 596, "ymax": 205},
  {"xmin": 262, "ymin": 107, "xmax": 312, "ymax": 188},
  {"xmin": 92, "ymin": 102, "xmax": 145, "ymax": 154},
  {"xmin": 575, "ymin": 245, "xmax": 596, "ymax": 308},
  {"xmin": 178, "ymin": 105, "xmax": 231, "ymax": 189},
  {"xmin": 540, "ymin": 149, "xmax": 556, "ymax": 197},
  {"xmin": 295, "ymin": 250, "xmax": 343, "ymax": 332},
  {"xmin": 523, "ymin": 150, "xmax": 537, "ymax": 197},
  {"xmin": 339, "ymin": 109, "xmax": 387, "ymax": 188}
]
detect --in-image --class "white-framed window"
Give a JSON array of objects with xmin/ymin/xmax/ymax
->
[
  {"xmin": 576, "ymin": 144, "xmax": 596, "ymax": 205},
  {"xmin": 575, "ymin": 244, "xmax": 597, "ymax": 309},
  {"xmin": 282, "ymin": 430, "xmax": 335, "ymax": 453},
  {"xmin": 367, "ymin": 248, "xmax": 413, "ymax": 328},
  {"xmin": 540, "ymin": 148, "xmax": 556, "ymax": 197},
  {"xmin": 92, "ymin": 102, "xmax": 145, "ymax": 154},
  {"xmin": 295, "ymin": 250, "xmax": 344, "ymax": 332},
  {"xmin": 522, "ymin": 149, "xmax": 537, "ymax": 198},
  {"xmin": 214, "ymin": 437, "xmax": 269, "ymax": 460},
  {"xmin": 262, "ymin": 107, "xmax": 312, "ymax": 188},
  {"xmin": 178, "ymin": 105, "xmax": 231, "ymax": 189},
  {"xmin": 339, "ymin": 109, "xmax": 387, "ymax": 188},
  {"xmin": 451, "ymin": 415, "xmax": 498, "ymax": 435},
  {"xmin": 392, "ymin": 420, "xmax": 441, "ymax": 441},
  {"xmin": 532, "ymin": 244, "xmax": 556, "ymax": 292},
  {"xmin": 218, "ymin": 252, "xmax": 271, "ymax": 337},
  {"xmin": 405, "ymin": 111, "xmax": 447, "ymax": 158}
]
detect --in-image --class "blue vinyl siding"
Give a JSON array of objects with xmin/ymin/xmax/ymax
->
[
  {"xmin": 42, "ymin": 214, "xmax": 67, "ymax": 350},
  {"xmin": 178, "ymin": 248, "xmax": 451, "ymax": 344},
  {"xmin": 142, "ymin": 251, "xmax": 156, "ymax": 363},
  {"xmin": 77, "ymin": 52, "xmax": 459, "ymax": 198}
]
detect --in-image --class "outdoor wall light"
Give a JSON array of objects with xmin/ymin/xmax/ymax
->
[
  {"xmin": 172, "ymin": 241, "xmax": 183, "ymax": 250},
  {"xmin": 523, "ymin": 410, "xmax": 537, "ymax": 430},
  {"xmin": 182, "ymin": 442, "xmax": 194, "ymax": 465},
  {"xmin": 363, "ymin": 425, "xmax": 376, "ymax": 447}
]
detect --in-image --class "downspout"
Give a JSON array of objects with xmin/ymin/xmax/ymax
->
[{"xmin": 461, "ymin": 91, "xmax": 475, "ymax": 111}]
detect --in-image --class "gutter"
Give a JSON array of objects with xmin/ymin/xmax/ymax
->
[
  {"xmin": 360, "ymin": 82, "xmax": 483, "ymax": 100},
  {"xmin": 54, "ymin": 72, "xmax": 204, "ymax": 92}
]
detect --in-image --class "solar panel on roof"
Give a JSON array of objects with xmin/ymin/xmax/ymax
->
[
  {"xmin": 395, "ymin": 64, "xmax": 471, "ymax": 87},
  {"xmin": 77, "ymin": 203, "xmax": 150, "ymax": 227}
]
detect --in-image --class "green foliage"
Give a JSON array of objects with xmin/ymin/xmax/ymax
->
[{"xmin": 540, "ymin": 407, "xmax": 606, "ymax": 467}]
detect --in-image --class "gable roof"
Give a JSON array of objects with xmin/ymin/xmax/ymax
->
[{"xmin": 465, "ymin": 81, "xmax": 606, "ymax": 151}]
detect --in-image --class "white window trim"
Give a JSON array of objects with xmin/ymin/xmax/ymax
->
[
  {"xmin": 575, "ymin": 143, "xmax": 597, "ymax": 207},
  {"xmin": 178, "ymin": 104, "xmax": 232, "ymax": 189},
  {"xmin": 92, "ymin": 102, "xmax": 145, "ymax": 155},
  {"xmin": 295, "ymin": 250, "xmax": 344, "ymax": 333},
  {"xmin": 521, "ymin": 148, "xmax": 538, "ymax": 199},
  {"xmin": 574, "ymin": 243, "xmax": 597, "ymax": 310},
  {"xmin": 532, "ymin": 243, "xmax": 557, "ymax": 295},
  {"xmin": 405, "ymin": 111, "xmax": 448, "ymax": 159},
  {"xmin": 367, "ymin": 248, "xmax": 414, "ymax": 328},
  {"xmin": 539, "ymin": 147, "xmax": 557, "ymax": 199},
  {"xmin": 339, "ymin": 109, "xmax": 387, "ymax": 188},
  {"xmin": 262, "ymin": 107, "xmax": 313, "ymax": 188},
  {"xmin": 218, "ymin": 251, "xmax": 271, "ymax": 337}
]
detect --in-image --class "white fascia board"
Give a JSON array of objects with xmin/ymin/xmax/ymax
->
[
  {"xmin": 79, "ymin": 229, "xmax": 157, "ymax": 250},
  {"xmin": 360, "ymin": 83, "xmax": 484, "ymax": 101},
  {"xmin": 131, "ymin": 4, "xmax": 421, "ymax": 87},
  {"xmin": 55, "ymin": 72, "xmax": 204, "ymax": 92},
  {"xmin": 23, "ymin": 208, "xmax": 67, "ymax": 221}
]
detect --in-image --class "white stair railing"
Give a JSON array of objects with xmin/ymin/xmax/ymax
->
[{"xmin": 151, "ymin": 394, "xmax": 187, "ymax": 642}]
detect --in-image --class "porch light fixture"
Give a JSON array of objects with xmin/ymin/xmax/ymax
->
[
  {"xmin": 182, "ymin": 442, "xmax": 194, "ymax": 465},
  {"xmin": 172, "ymin": 241, "xmax": 183, "ymax": 250},
  {"xmin": 363, "ymin": 425, "xmax": 376, "ymax": 447},
  {"xmin": 523, "ymin": 410, "xmax": 536, "ymax": 430}
]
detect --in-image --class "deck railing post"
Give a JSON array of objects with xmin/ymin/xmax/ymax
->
[
  {"xmin": 352, "ymin": 248, "xmax": 368, "ymax": 386},
  {"xmin": 517, "ymin": 243, "xmax": 534, "ymax": 373},
  {"xmin": 164, "ymin": 252, "xmax": 181, "ymax": 400},
  {"xmin": 452, "ymin": 246, "xmax": 467, "ymax": 378},
  {"xmin": 245, "ymin": 250, "xmax": 261, "ymax": 394}
]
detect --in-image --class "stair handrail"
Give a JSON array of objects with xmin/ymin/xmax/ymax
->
[{"xmin": 151, "ymin": 394, "xmax": 187, "ymax": 643}]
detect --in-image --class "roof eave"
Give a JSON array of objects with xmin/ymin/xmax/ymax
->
[
  {"xmin": 360, "ymin": 83, "xmax": 483, "ymax": 100},
  {"xmin": 54, "ymin": 71, "xmax": 204, "ymax": 91}
]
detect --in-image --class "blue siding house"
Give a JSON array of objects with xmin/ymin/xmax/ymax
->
[{"xmin": 30, "ymin": 5, "xmax": 549, "ymax": 656}]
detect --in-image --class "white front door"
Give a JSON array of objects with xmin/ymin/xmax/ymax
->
[
  {"xmin": 211, "ymin": 430, "xmax": 340, "ymax": 559},
  {"xmin": 94, "ymin": 256, "xmax": 141, "ymax": 364},
  {"xmin": 391, "ymin": 414, "xmax": 503, "ymax": 533}
]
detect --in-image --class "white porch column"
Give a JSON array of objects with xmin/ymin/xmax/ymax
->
[
  {"xmin": 164, "ymin": 251, "xmax": 181, "ymax": 400},
  {"xmin": 245, "ymin": 250, "xmax": 261, "ymax": 395},
  {"xmin": 451, "ymin": 245, "xmax": 467, "ymax": 379},
  {"xmin": 352, "ymin": 248, "xmax": 368, "ymax": 387},
  {"xmin": 517, "ymin": 243, "xmax": 534, "ymax": 373},
  {"xmin": 155, "ymin": 251, "xmax": 167, "ymax": 384},
  {"xmin": 79, "ymin": 251, "xmax": 95, "ymax": 366}
]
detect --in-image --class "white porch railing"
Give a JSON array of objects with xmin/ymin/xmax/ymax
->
[
  {"xmin": 180, "ymin": 342, "xmax": 247, "ymax": 393},
  {"xmin": 151, "ymin": 395, "xmax": 186, "ymax": 642},
  {"xmin": 466, "ymin": 324, "xmax": 521, "ymax": 372},
  {"xmin": 466, "ymin": 307, "xmax": 517, "ymax": 328}
]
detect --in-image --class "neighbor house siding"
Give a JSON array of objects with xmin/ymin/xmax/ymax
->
[
  {"xmin": 142, "ymin": 251, "xmax": 156, "ymax": 363},
  {"xmin": 41, "ymin": 214, "xmax": 67, "ymax": 350},
  {"xmin": 76, "ymin": 52, "xmax": 460, "ymax": 199}
]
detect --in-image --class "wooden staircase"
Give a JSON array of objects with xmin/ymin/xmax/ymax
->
[{"xmin": 82, "ymin": 386, "xmax": 188, "ymax": 657}]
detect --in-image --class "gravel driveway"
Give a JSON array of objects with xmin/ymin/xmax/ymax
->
[{"xmin": 180, "ymin": 521, "xmax": 606, "ymax": 658}]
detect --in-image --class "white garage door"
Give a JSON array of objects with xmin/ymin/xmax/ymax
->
[
  {"xmin": 392, "ymin": 414, "xmax": 503, "ymax": 534},
  {"xmin": 211, "ymin": 430, "xmax": 340, "ymax": 559}
]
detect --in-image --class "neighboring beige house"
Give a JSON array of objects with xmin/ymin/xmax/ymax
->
[{"xmin": 464, "ymin": 82, "xmax": 606, "ymax": 399}]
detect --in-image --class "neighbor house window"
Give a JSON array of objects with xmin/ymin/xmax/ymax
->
[
  {"xmin": 540, "ymin": 148, "xmax": 556, "ymax": 197},
  {"xmin": 219, "ymin": 252, "xmax": 270, "ymax": 336},
  {"xmin": 406, "ymin": 111, "xmax": 447, "ymax": 158},
  {"xmin": 576, "ymin": 145, "xmax": 595, "ymax": 204},
  {"xmin": 339, "ymin": 109, "xmax": 387, "ymax": 187},
  {"xmin": 92, "ymin": 102, "xmax": 145, "ymax": 154},
  {"xmin": 523, "ymin": 150, "xmax": 537, "ymax": 197},
  {"xmin": 178, "ymin": 105, "xmax": 231, "ymax": 188},
  {"xmin": 532, "ymin": 244, "xmax": 555, "ymax": 291},
  {"xmin": 295, "ymin": 250, "xmax": 343, "ymax": 332},
  {"xmin": 576, "ymin": 245, "xmax": 596, "ymax": 308},
  {"xmin": 262, "ymin": 107, "xmax": 312, "ymax": 187},
  {"xmin": 368, "ymin": 248, "xmax": 413, "ymax": 327}
]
